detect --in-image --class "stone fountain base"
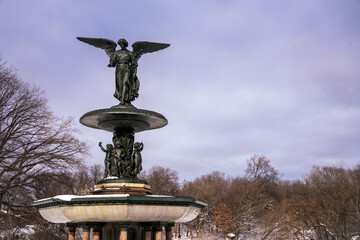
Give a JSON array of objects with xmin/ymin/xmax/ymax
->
[
  {"xmin": 33, "ymin": 193, "xmax": 206, "ymax": 240},
  {"xmin": 33, "ymin": 194, "xmax": 205, "ymax": 223}
]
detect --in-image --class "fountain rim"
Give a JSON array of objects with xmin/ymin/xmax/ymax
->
[
  {"xmin": 79, "ymin": 104, "xmax": 168, "ymax": 133},
  {"xmin": 32, "ymin": 194, "xmax": 207, "ymax": 209}
]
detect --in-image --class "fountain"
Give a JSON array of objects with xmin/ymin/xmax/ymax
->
[{"xmin": 32, "ymin": 37, "xmax": 207, "ymax": 240}]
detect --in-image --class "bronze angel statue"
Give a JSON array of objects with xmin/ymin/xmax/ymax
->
[{"xmin": 77, "ymin": 37, "xmax": 170, "ymax": 105}]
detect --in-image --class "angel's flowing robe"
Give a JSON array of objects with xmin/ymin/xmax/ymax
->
[{"xmin": 110, "ymin": 49, "xmax": 139, "ymax": 104}]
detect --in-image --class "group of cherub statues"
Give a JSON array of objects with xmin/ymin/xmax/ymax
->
[{"xmin": 99, "ymin": 133, "xmax": 143, "ymax": 179}]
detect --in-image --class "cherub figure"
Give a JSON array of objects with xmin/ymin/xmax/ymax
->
[
  {"xmin": 132, "ymin": 142, "xmax": 144, "ymax": 176},
  {"xmin": 98, "ymin": 142, "xmax": 113, "ymax": 178}
]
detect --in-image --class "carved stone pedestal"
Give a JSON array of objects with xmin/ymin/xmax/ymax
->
[{"xmin": 93, "ymin": 178, "xmax": 152, "ymax": 195}]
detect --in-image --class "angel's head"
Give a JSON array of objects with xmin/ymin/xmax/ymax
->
[{"xmin": 118, "ymin": 38, "xmax": 128, "ymax": 49}]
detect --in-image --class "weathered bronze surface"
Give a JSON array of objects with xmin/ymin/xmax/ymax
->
[
  {"xmin": 77, "ymin": 37, "xmax": 170, "ymax": 105},
  {"xmin": 132, "ymin": 142, "xmax": 143, "ymax": 176},
  {"xmin": 77, "ymin": 37, "xmax": 169, "ymax": 184},
  {"xmin": 80, "ymin": 94, "xmax": 167, "ymax": 183},
  {"xmin": 98, "ymin": 129, "xmax": 142, "ymax": 179},
  {"xmin": 98, "ymin": 142, "xmax": 113, "ymax": 178},
  {"xmin": 80, "ymin": 104, "xmax": 168, "ymax": 133}
]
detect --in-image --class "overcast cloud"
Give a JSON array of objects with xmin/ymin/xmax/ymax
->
[{"xmin": 0, "ymin": 0, "xmax": 359, "ymax": 181}]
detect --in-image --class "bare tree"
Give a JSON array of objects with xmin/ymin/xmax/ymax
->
[
  {"xmin": 182, "ymin": 171, "xmax": 229, "ymax": 237},
  {"xmin": 224, "ymin": 177, "xmax": 266, "ymax": 237},
  {"xmin": 89, "ymin": 164, "xmax": 103, "ymax": 186},
  {"xmin": 69, "ymin": 164, "xmax": 104, "ymax": 195},
  {"xmin": 349, "ymin": 164, "xmax": 360, "ymax": 235},
  {"xmin": 0, "ymin": 58, "xmax": 88, "ymax": 234},
  {"xmin": 182, "ymin": 171, "xmax": 228, "ymax": 205},
  {"xmin": 142, "ymin": 165, "xmax": 180, "ymax": 195},
  {"xmin": 286, "ymin": 165, "xmax": 360, "ymax": 239},
  {"xmin": 222, "ymin": 156, "xmax": 282, "ymax": 239},
  {"xmin": 245, "ymin": 154, "xmax": 279, "ymax": 183}
]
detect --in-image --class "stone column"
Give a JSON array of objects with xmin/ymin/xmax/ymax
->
[
  {"xmin": 118, "ymin": 222, "xmax": 130, "ymax": 240},
  {"xmin": 93, "ymin": 232, "xmax": 100, "ymax": 240},
  {"xmin": 82, "ymin": 225, "xmax": 90, "ymax": 240},
  {"xmin": 93, "ymin": 224, "xmax": 103, "ymax": 240},
  {"xmin": 154, "ymin": 226, "xmax": 163, "ymax": 240},
  {"xmin": 177, "ymin": 224, "xmax": 181, "ymax": 239},
  {"xmin": 66, "ymin": 223, "xmax": 77, "ymax": 240},
  {"xmin": 119, "ymin": 227, "xmax": 127, "ymax": 240},
  {"xmin": 68, "ymin": 231, "xmax": 76, "ymax": 240},
  {"xmin": 144, "ymin": 226, "xmax": 152, "ymax": 240},
  {"xmin": 165, "ymin": 224, "xmax": 174, "ymax": 240}
]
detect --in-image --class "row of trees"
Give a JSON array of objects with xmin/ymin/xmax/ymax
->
[
  {"xmin": 143, "ymin": 158, "xmax": 360, "ymax": 240},
  {"xmin": 4, "ymin": 160, "xmax": 358, "ymax": 240}
]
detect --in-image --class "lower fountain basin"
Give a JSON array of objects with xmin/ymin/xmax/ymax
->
[{"xmin": 33, "ymin": 194, "xmax": 206, "ymax": 224}]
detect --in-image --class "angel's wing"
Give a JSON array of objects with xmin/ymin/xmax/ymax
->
[
  {"xmin": 77, "ymin": 37, "xmax": 117, "ymax": 58},
  {"xmin": 132, "ymin": 41, "xmax": 170, "ymax": 56}
]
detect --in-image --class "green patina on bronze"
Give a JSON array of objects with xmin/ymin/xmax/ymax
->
[{"xmin": 80, "ymin": 105, "xmax": 168, "ymax": 132}]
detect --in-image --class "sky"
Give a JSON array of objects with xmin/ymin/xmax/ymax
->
[{"xmin": 0, "ymin": 0, "xmax": 359, "ymax": 181}]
